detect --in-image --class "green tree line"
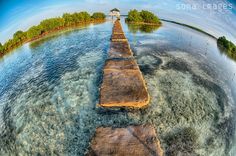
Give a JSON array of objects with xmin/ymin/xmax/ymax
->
[
  {"xmin": 217, "ymin": 36, "xmax": 236, "ymax": 60},
  {"xmin": 126, "ymin": 9, "xmax": 161, "ymax": 25},
  {"xmin": 0, "ymin": 11, "xmax": 106, "ymax": 56}
]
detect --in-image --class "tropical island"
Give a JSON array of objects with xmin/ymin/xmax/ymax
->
[
  {"xmin": 125, "ymin": 9, "xmax": 162, "ymax": 25},
  {"xmin": 217, "ymin": 36, "xmax": 236, "ymax": 60},
  {"xmin": 0, "ymin": 11, "xmax": 106, "ymax": 57}
]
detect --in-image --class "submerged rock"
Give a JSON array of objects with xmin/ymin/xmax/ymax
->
[{"xmin": 86, "ymin": 124, "xmax": 163, "ymax": 156}]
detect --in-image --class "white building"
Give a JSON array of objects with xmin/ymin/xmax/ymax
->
[{"xmin": 109, "ymin": 8, "xmax": 120, "ymax": 17}]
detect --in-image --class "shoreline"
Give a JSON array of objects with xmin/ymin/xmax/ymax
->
[
  {"xmin": 160, "ymin": 19, "xmax": 217, "ymax": 39},
  {"xmin": 29, "ymin": 20, "xmax": 106, "ymax": 43},
  {"xmin": 0, "ymin": 18, "xmax": 220, "ymax": 59},
  {"xmin": 0, "ymin": 19, "xmax": 106, "ymax": 58}
]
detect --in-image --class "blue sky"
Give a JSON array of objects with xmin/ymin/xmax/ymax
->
[{"xmin": 0, "ymin": 0, "xmax": 236, "ymax": 44}]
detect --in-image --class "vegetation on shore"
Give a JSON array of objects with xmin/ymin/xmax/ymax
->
[
  {"xmin": 217, "ymin": 36, "xmax": 236, "ymax": 60},
  {"xmin": 125, "ymin": 9, "xmax": 161, "ymax": 25},
  {"xmin": 161, "ymin": 19, "xmax": 216, "ymax": 39},
  {"xmin": 158, "ymin": 19, "xmax": 236, "ymax": 61},
  {"xmin": 0, "ymin": 11, "xmax": 106, "ymax": 56}
]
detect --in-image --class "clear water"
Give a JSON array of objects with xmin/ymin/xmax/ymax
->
[{"xmin": 0, "ymin": 19, "xmax": 235, "ymax": 156}]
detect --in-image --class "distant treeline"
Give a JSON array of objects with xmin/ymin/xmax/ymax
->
[
  {"xmin": 217, "ymin": 36, "xmax": 236, "ymax": 60},
  {"xmin": 0, "ymin": 12, "xmax": 106, "ymax": 56},
  {"xmin": 161, "ymin": 19, "xmax": 236, "ymax": 61},
  {"xmin": 160, "ymin": 19, "xmax": 216, "ymax": 39},
  {"xmin": 125, "ymin": 10, "xmax": 161, "ymax": 25}
]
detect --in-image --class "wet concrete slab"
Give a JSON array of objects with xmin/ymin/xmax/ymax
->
[
  {"xmin": 111, "ymin": 33, "xmax": 127, "ymax": 42},
  {"xmin": 99, "ymin": 69, "xmax": 149, "ymax": 108},
  {"xmin": 86, "ymin": 125, "xmax": 163, "ymax": 156},
  {"xmin": 113, "ymin": 24, "xmax": 123, "ymax": 33},
  {"xmin": 109, "ymin": 41, "xmax": 133, "ymax": 58},
  {"xmin": 104, "ymin": 59, "xmax": 139, "ymax": 70},
  {"xmin": 113, "ymin": 24, "xmax": 124, "ymax": 34},
  {"xmin": 111, "ymin": 20, "xmax": 127, "ymax": 41}
]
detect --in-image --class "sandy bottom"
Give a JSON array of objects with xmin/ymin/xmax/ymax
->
[{"xmin": 135, "ymin": 49, "xmax": 235, "ymax": 156}]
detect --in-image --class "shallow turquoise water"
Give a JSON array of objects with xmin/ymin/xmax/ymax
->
[{"xmin": 0, "ymin": 19, "xmax": 235, "ymax": 156}]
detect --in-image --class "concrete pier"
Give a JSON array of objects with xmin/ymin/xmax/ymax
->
[
  {"xmin": 99, "ymin": 19, "xmax": 150, "ymax": 108},
  {"xmin": 86, "ymin": 20, "xmax": 163, "ymax": 156}
]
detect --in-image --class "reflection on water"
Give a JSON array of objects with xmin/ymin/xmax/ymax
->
[
  {"xmin": 127, "ymin": 23, "xmax": 160, "ymax": 33},
  {"xmin": 0, "ymin": 18, "xmax": 235, "ymax": 156},
  {"xmin": 218, "ymin": 46, "xmax": 236, "ymax": 63}
]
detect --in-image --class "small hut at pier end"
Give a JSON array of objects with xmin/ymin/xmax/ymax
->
[{"xmin": 109, "ymin": 8, "xmax": 120, "ymax": 19}]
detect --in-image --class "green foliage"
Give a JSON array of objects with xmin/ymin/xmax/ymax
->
[
  {"xmin": 80, "ymin": 11, "xmax": 91, "ymax": 22},
  {"xmin": 217, "ymin": 36, "xmax": 236, "ymax": 52},
  {"xmin": 126, "ymin": 9, "xmax": 142, "ymax": 22},
  {"xmin": 63, "ymin": 12, "xmax": 91, "ymax": 26},
  {"xmin": 217, "ymin": 36, "xmax": 236, "ymax": 61},
  {"xmin": 0, "ymin": 43, "xmax": 3, "ymax": 53},
  {"xmin": 140, "ymin": 10, "xmax": 160, "ymax": 24},
  {"xmin": 91, "ymin": 12, "xmax": 106, "ymax": 20},
  {"xmin": 1, "ymin": 11, "xmax": 104, "ymax": 56},
  {"xmin": 72, "ymin": 13, "xmax": 83, "ymax": 23},
  {"xmin": 3, "ymin": 39, "xmax": 15, "ymax": 51},
  {"xmin": 40, "ymin": 18, "xmax": 65, "ymax": 32},
  {"xmin": 126, "ymin": 10, "xmax": 161, "ymax": 24},
  {"xmin": 13, "ymin": 30, "xmax": 27, "ymax": 44},
  {"xmin": 63, "ymin": 13, "xmax": 74, "ymax": 26},
  {"xmin": 27, "ymin": 25, "xmax": 43, "ymax": 39},
  {"xmin": 13, "ymin": 31, "xmax": 24, "ymax": 39},
  {"xmin": 164, "ymin": 127, "xmax": 199, "ymax": 156}
]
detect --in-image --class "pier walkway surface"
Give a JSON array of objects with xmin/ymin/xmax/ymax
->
[
  {"xmin": 86, "ymin": 125, "xmax": 163, "ymax": 156},
  {"xmin": 98, "ymin": 20, "xmax": 150, "ymax": 108},
  {"xmin": 86, "ymin": 20, "xmax": 163, "ymax": 156}
]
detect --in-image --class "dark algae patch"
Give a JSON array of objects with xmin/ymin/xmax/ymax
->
[
  {"xmin": 163, "ymin": 57, "xmax": 229, "ymax": 113},
  {"xmin": 0, "ymin": 105, "xmax": 17, "ymax": 155},
  {"xmin": 162, "ymin": 58, "xmax": 192, "ymax": 73},
  {"xmin": 164, "ymin": 127, "xmax": 199, "ymax": 156},
  {"xmin": 160, "ymin": 56, "xmax": 235, "ymax": 155},
  {"xmin": 136, "ymin": 54, "xmax": 162, "ymax": 75},
  {"xmin": 192, "ymin": 74, "xmax": 228, "ymax": 112},
  {"xmin": 215, "ymin": 114, "xmax": 236, "ymax": 155}
]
